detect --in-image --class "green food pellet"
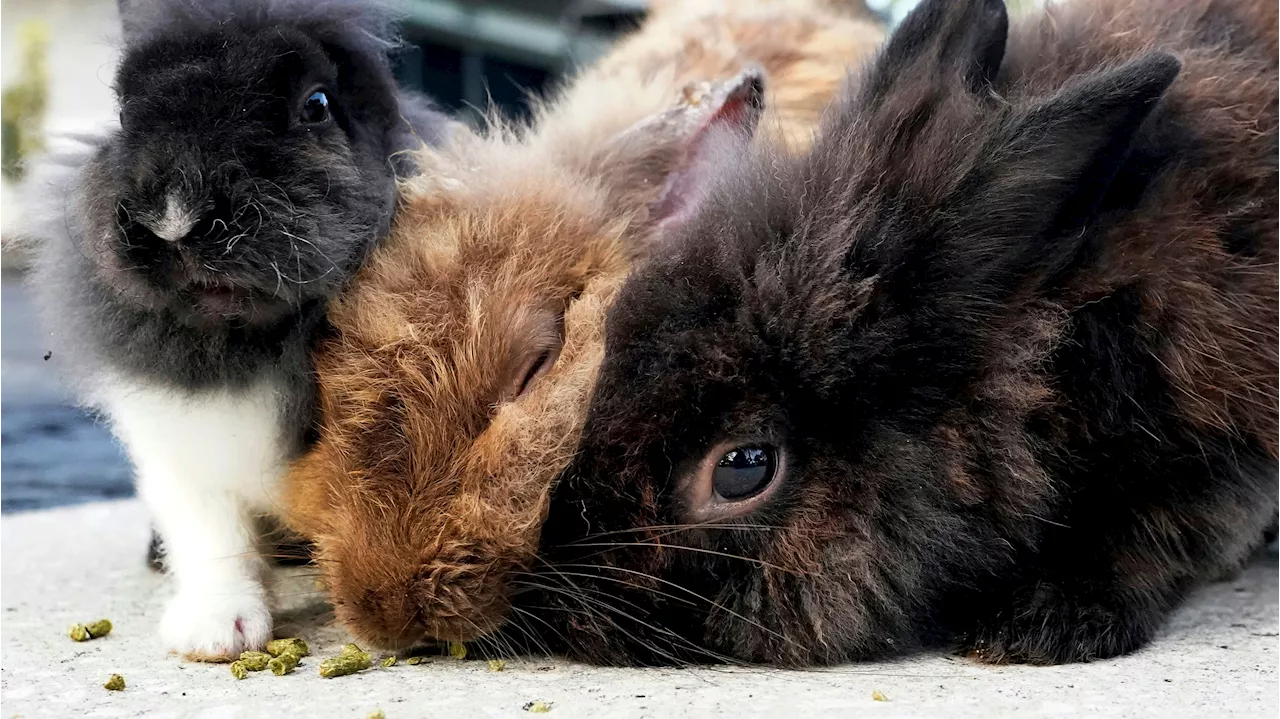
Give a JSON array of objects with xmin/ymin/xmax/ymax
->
[
  {"xmin": 268, "ymin": 651, "xmax": 301, "ymax": 676},
  {"xmin": 368, "ymin": 711, "xmax": 386, "ymax": 719},
  {"xmin": 380, "ymin": 656, "xmax": 397, "ymax": 668},
  {"xmin": 404, "ymin": 656, "xmax": 424, "ymax": 666},
  {"xmin": 103, "ymin": 674, "xmax": 125, "ymax": 691},
  {"xmin": 69, "ymin": 619, "xmax": 113, "ymax": 642},
  {"xmin": 239, "ymin": 651, "xmax": 271, "ymax": 671},
  {"xmin": 230, "ymin": 661, "xmax": 249, "ymax": 680},
  {"xmin": 872, "ymin": 690, "xmax": 888, "ymax": 702},
  {"xmin": 523, "ymin": 701, "xmax": 552, "ymax": 713},
  {"xmin": 319, "ymin": 646, "xmax": 372, "ymax": 678},
  {"xmin": 448, "ymin": 642, "xmax": 467, "ymax": 660},
  {"xmin": 265, "ymin": 638, "xmax": 309, "ymax": 657},
  {"xmin": 487, "ymin": 659, "xmax": 506, "ymax": 672}
]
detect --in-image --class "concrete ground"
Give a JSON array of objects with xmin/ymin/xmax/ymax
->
[{"xmin": 1, "ymin": 500, "xmax": 1276, "ymax": 718}]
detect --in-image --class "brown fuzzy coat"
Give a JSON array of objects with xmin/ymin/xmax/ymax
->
[{"xmin": 282, "ymin": 0, "xmax": 885, "ymax": 648}]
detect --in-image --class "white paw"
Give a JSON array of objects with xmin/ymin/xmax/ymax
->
[{"xmin": 160, "ymin": 588, "xmax": 273, "ymax": 661}]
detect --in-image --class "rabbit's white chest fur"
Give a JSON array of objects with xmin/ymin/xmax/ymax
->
[
  {"xmin": 97, "ymin": 375, "xmax": 285, "ymax": 658},
  {"xmin": 100, "ymin": 376, "xmax": 286, "ymax": 507}
]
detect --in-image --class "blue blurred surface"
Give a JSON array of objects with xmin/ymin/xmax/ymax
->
[{"xmin": 1, "ymin": 271, "xmax": 133, "ymax": 513}]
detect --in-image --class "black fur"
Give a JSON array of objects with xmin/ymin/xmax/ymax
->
[
  {"xmin": 513, "ymin": 0, "xmax": 1279, "ymax": 666},
  {"xmin": 29, "ymin": 0, "xmax": 448, "ymax": 443}
]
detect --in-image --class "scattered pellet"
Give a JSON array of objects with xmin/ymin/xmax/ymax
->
[
  {"xmin": 872, "ymin": 690, "xmax": 888, "ymax": 702},
  {"xmin": 239, "ymin": 651, "xmax": 271, "ymax": 671},
  {"xmin": 268, "ymin": 651, "xmax": 302, "ymax": 676},
  {"xmin": 319, "ymin": 644, "xmax": 372, "ymax": 678},
  {"xmin": 448, "ymin": 642, "xmax": 467, "ymax": 660},
  {"xmin": 103, "ymin": 674, "xmax": 125, "ymax": 691},
  {"xmin": 266, "ymin": 638, "xmax": 310, "ymax": 657},
  {"xmin": 523, "ymin": 701, "xmax": 552, "ymax": 713},
  {"xmin": 380, "ymin": 656, "xmax": 397, "ymax": 668},
  {"xmin": 487, "ymin": 659, "xmax": 507, "ymax": 672},
  {"xmin": 69, "ymin": 619, "xmax": 113, "ymax": 642},
  {"xmin": 230, "ymin": 661, "xmax": 249, "ymax": 680}
]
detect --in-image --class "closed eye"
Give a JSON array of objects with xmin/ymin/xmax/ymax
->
[
  {"xmin": 515, "ymin": 348, "xmax": 555, "ymax": 398},
  {"xmin": 503, "ymin": 308, "xmax": 566, "ymax": 403}
]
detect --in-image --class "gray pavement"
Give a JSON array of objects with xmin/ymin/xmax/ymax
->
[{"xmin": 1, "ymin": 499, "xmax": 1276, "ymax": 718}]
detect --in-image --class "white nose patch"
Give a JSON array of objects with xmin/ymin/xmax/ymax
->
[{"xmin": 143, "ymin": 194, "xmax": 199, "ymax": 243}]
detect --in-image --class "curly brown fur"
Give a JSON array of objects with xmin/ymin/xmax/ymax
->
[
  {"xmin": 282, "ymin": 0, "xmax": 884, "ymax": 650},
  {"xmin": 522, "ymin": 0, "xmax": 1278, "ymax": 666}
]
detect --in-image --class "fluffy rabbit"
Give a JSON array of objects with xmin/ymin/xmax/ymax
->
[
  {"xmin": 522, "ymin": 0, "xmax": 1278, "ymax": 666},
  {"xmin": 283, "ymin": 0, "xmax": 884, "ymax": 649},
  {"xmin": 25, "ymin": 0, "xmax": 448, "ymax": 660}
]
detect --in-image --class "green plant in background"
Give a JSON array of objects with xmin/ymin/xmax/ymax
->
[{"xmin": 2, "ymin": 21, "xmax": 51, "ymax": 181}]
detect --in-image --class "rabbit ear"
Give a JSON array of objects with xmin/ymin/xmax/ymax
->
[
  {"xmin": 590, "ymin": 67, "xmax": 766, "ymax": 236},
  {"xmin": 985, "ymin": 52, "xmax": 1181, "ymax": 252},
  {"xmin": 886, "ymin": 52, "xmax": 1182, "ymax": 303},
  {"xmin": 864, "ymin": 0, "xmax": 1007, "ymax": 102}
]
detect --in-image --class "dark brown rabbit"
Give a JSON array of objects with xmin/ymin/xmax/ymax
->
[{"xmin": 517, "ymin": 0, "xmax": 1278, "ymax": 666}]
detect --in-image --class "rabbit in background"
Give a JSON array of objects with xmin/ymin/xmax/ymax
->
[
  {"xmin": 282, "ymin": 0, "xmax": 885, "ymax": 651},
  {"xmin": 522, "ymin": 0, "xmax": 1277, "ymax": 666},
  {"xmin": 23, "ymin": 0, "xmax": 448, "ymax": 660}
]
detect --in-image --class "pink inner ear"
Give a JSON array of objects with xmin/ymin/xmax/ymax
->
[{"xmin": 648, "ymin": 70, "xmax": 766, "ymax": 230}]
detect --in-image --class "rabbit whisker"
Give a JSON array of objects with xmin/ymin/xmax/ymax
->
[
  {"xmin": 559, "ymin": 542, "xmax": 810, "ymax": 576},
  {"xmin": 567, "ymin": 522, "xmax": 793, "ymax": 544},
  {"xmin": 540, "ymin": 563, "xmax": 803, "ymax": 652},
  {"xmin": 507, "ymin": 604, "xmax": 563, "ymax": 657},
  {"xmin": 512, "ymin": 580, "xmax": 705, "ymax": 666}
]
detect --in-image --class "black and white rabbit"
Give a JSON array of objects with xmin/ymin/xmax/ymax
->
[
  {"xmin": 24, "ymin": 0, "xmax": 448, "ymax": 660},
  {"xmin": 521, "ymin": 0, "xmax": 1278, "ymax": 666}
]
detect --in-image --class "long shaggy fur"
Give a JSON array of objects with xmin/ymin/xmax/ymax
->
[
  {"xmin": 282, "ymin": 0, "xmax": 884, "ymax": 649},
  {"xmin": 524, "ymin": 0, "xmax": 1278, "ymax": 666},
  {"xmin": 22, "ymin": 0, "xmax": 448, "ymax": 659}
]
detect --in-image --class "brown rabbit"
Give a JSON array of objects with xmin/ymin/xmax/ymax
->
[{"xmin": 282, "ymin": 0, "xmax": 884, "ymax": 649}]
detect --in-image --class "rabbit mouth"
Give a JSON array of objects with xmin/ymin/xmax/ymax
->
[
  {"xmin": 190, "ymin": 282, "xmax": 246, "ymax": 312},
  {"xmin": 175, "ymin": 276, "xmax": 292, "ymax": 325}
]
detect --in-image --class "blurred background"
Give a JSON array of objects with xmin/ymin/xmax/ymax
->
[{"xmin": 0, "ymin": 0, "xmax": 931, "ymax": 513}]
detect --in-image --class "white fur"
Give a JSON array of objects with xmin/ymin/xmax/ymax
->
[
  {"xmin": 97, "ymin": 375, "xmax": 286, "ymax": 658},
  {"xmin": 144, "ymin": 193, "xmax": 198, "ymax": 243}
]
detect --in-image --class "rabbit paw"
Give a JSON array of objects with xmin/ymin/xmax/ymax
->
[
  {"xmin": 160, "ymin": 589, "xmax": 273, "ymax": 662},
  {"xmin": 965, "ymin": 583, "xmax": 1155, "ymax": 665}
]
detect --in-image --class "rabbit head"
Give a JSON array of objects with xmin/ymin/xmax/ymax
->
[
  {"xmin": 283, "ymin": 0, "xmax": 884, "ymax": 652},
  {"xmin": 77, "ymin": 0, "xmax": 439, "ymax": 332},
  {"xmin": 524, "ymin": 0, "xmax": 1187, "ymax": 666},
  {"xmin": 284, "ymin": 70, "xmax": 769, "ymax": 648}
]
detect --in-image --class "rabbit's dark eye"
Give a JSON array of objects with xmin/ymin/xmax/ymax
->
[
  {"xmin": 682, "ymin": 440, "xmax": 785, "ymax": 522},
  {"xmin": 713, "ymin": 445, "xmax": 777, "ymax": 500},
  {"xmin": 300, "ymin": 90, "xmax": 330, "ymax": 126}
]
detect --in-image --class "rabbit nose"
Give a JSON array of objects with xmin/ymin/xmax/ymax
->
[{"xmin": 140, "ymin": 193, "xmax": 200, "ymax": 243}]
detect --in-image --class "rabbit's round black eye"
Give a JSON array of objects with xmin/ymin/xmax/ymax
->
[
  {"xmin": 300, "ymin": 90, "xmax": 330, "ymax": 125},
  {"xmin": 712, "ymin": 445, "xmax": 777, "ymax": 501}
]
